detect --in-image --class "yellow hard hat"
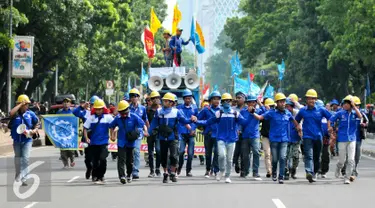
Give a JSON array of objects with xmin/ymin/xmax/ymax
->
[
  {"xmin": 221, "ymin": 93, "xmax": 233, "ymax": 100},
  {"xmin": 117, "ymin": 100, "xmax": 130, "ymax": 111},
  {"xmin": 305, "ymin": 89, "xmax": 318, "ymax": 98},
  {"xmin": 163, "ymin": 30, "xmax": 171, "ymax": 35},
  {"xmin": 162, "ymin": 92, "xmax": 175, "ymax": 102},
  {"xmin": 288, "ymin": 93, "xmax": 299, "ymax": 102},
  {"xmin": 353, "ymin": 96, "xmax": 361, "ymax": 105},
  {"xmin": 16, "ymin": 94, "xmax": 31, "ymax": 104},
  {"xmin": 274, "ymin": 93, "xmax": 287, "ymax": 102},
  {"xmin": 129, "ymin": 88, "xmax": 140, "ymax": 96},
  {"xmin": 343, "ymin": 95, "xmax": 353, "ymax": 102},
  {"xmin": 201, "ymin": 101, "xmax": 209, "ymax": 108},
  {"xmin": 264, "ymin": 98, "xmax": 275, "ymax": 106},
  {"xmin": 93, "ymin": 99, "xmax": 106, "ymax": 109},
  {"xmin": 150, "ymin": 91, "xmax": 160, "ymax": 98}
]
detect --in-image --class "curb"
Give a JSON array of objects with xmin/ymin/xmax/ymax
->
[{"xmin": 362, "ymin": 149, "xmax": 375, "ymax": 158}]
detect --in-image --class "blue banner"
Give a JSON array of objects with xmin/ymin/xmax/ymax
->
[
  {"xmin": 141, "ymin": 67, "xmax": 148, "ymax": 85},
  {"xmin": 42, "ymin": 115, "xmax": 79, "ymax": 149},
  {"xmin": 230, "ymin": 52, "xmax": 242, "ymax": 77},
  {"xmin": 264, "ymin": 84, "xmax": 274, "ymax": 98},
  {"xmin": 278, "ymin": 59, "xmax": 285, "ymax": 80}
]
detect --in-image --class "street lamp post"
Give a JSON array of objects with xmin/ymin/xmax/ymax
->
[{"xmin": 7, "ymin": 0, "xmax": 13, "ymax": 112}]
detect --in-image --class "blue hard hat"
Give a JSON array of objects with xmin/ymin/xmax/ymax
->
[
  {"xmin": 286, "ymin": 98, "xmax": 294, "ymax": 106},
  {"xmin": 330, "ymin": 99, "xmax": 339, "ymax": 106},
  {"xmin": 89, "ymin": 95, "xmax": 99, "ymax": 104},
  {"xmin": 209, "ymin": 91, "xmax": 221, "ymax": 100},
  {"xmin": 123, "ymin": 93, "xmax": 130, "ymax": 101},
  {"xmin": 316, "ymin": 99, "xmax": 324, "ymax": 109},
  {"xmin": 182, "ymin": 89, "xmax": 193, "ymax": 98},
  {"xmin": 246, "ymin": 93, "xmax": 257, "ymax": 102}
]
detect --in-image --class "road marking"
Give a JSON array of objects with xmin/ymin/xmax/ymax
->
[
  {"xmin": 24, "ymin": 202, "xmax": 38, "ymax": 208},
  {"xmin": 272, "ymin": 199, "xmax": 286, "ymax": 208},
  {"xmin": 67, "ymin": 176, "xmax": 80, "ymax": 183},
  {"xmin": 362, "ymin": 155, "xmax": 375, "ymax": 161}
]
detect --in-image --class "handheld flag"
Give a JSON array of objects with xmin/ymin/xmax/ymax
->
[
  {"xmin": 257, "ymin": 81, "xmax": 269, "ymax": 100},
  {"xmin": 190, "ymin": 17, "xmax": 205, "ymax": 54},
  {"xmin": 278, "ymin": 59, "xmax": 285, "ymax": 80},
  {"xmin": 264, "ymin": 84, "xmax": 275, "ymax": 99},
  {"xmin": 150, "ymin": 8, "xmax": 162, "ymax": 34},
  {"xmin": 127, "ymin": 77, "xmax": 131, "ymax": 92},
  {"xmin": 172, "ymin": 4, "xmax": 182, "ymax": 35},
  {"xmin": 141, "ymin": 26, "xmax": 156, "ymax": 58},
  {"xmin": 230, "ymin": 52, "xmax": 242, "ymax": 76},
  {"xmin": 141, "ymin": 68, "xmax": 149, "ymax": 85},
  {"xmin": 42, "ymin": 115, "xmax": 79, "ymax": 149}
]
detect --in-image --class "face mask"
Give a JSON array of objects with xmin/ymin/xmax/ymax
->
[{"xmin": 222, "ymin": 102, "xmax": 231, "ymax": 109}]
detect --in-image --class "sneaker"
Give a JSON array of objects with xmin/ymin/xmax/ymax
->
[
  {"xmin": 321, "ymin": 174, "xmax": 327, "ymax": 179},
  {"xmin": 120, "ymin": 177, "xmax": 126, "ymax": 184},
  {"xmin": 312, "ymin": 174, "xmax": 317, "ymax": 182},
  {"xmin": 291, "ymin": 174, "xmax": 297, "ymax": 180},
  {"xmin": 148, "ymin": 172, "xmax": 155, "ymax": 178},
  {"xmin": 132, "ymin": 175, "xmax": 140, "ymax": 180},
  {"xmin": 272, "ymin": 173, "xmax": 277, "ymax": 181},
  {"xmin": 204, "ymin": 171, "xmax": 210, "ymax": 178},
  {"xmin": 200, "ymin": 161, "xmax": 204, "ymax": 165},
  {"xmin": 240, "ymin": 172, "xmax": 246, "ymax": 178},
  {"xmin": 284, "ymin": 174, "xmax": 290, "ymax": 181},
  {"xmin": 306, "ymin": 173, "xmax": 314, "ymax": 183},
  {"xmin": 278, "ymin": 179, "xmax": 284, "ymax": 184},
  {"xmin": 95, "ymin": 178, "xmax": 105, "ymax": 185},
  {"xmin": 253, "ymin": 173, "xmax": 262, "ymax": 181},
  {"xmin": 92, "ymin": 177, "xmax": 97, "ymax": 182},
  {"xmin": 266, "ymin": 172, "xmax": 271, "ymax": 178},
  {"xmin": 349, "ymin": 176, "xmax": 355, "ymax": 182},
  {"xmin": 335, "ymin": 167, "xmax": 341, "ymax": 178},
  {"xmin": 70, "ymin": 162, "xmax": 75, "ymax": 167},
  {"xmin": 225, "ymin": 177, "xmax": 231, "ymax": 183},
  {"xmin": 163, "ymin": 173, "xmax": 169, "ymax": 183},
  {"xmin": 126, "ymin": 175, "xmax": 132, "ymax": 183},
  {"xmin": 216, "ymin": 172, "xmax": 223, "ymax": 181},
  {"xmin": 235, "ymin": 165, "xmax": 240, "ymax": 174},
  {"xmin": 63, "ymin": 165, "xmax": 69, "ymax": 169},
  {"xmin": 170, "ymin": 174, "xmax": 178, "ymax": 182},
  {"xmin": 155, "ymin": 169, "xmax": 161, "ymax": 177},
  {"xmin": 85, "ymin": 169, "xmax": 92, "ymax": 180},
  {"xmin": 186, "ymin": 172, "xmax": 193, "ymax": 177},
  {"xmin": 344, "ymin": 179, "xmax": 350, "ymax": 184}
]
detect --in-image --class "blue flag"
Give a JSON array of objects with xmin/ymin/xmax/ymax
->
[
  {"xmin": 213, "ymin": 84, "xmax": 219, "ymax": 92},
  {"xmin": 278, "ymin": 59, "xmax": 285, "ymax": 80},
  {"xmin": 141, "ymin": 68, "xmax": 149, "ymax": 85},
  {"xmin": 127, "ymin": 77, "xmax": 131, "ymax": 92},
  {"xmin": 366, "ymin": 74, "xmax": 371, "ymax": 97},
  {"xmin": 264, "ymin": 84, "xmax": 274, "ymax": 98},
  {"xmin": 190, "ymin": 17, "xmax": 205, "ymax": 54},
  {"xmin": 234, "ymin": 77, "xmax": 248, "ymax": 94},
  {"xmin": 42, "ymin": 115, "xmax": 79, "ymax": 149},
  {"xmin": 230, "ymin": 52, "xmax": 243, "ymax": 77}
]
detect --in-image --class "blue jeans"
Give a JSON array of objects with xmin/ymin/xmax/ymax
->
[
  {"xmin": 271, "ymin": 142, "xmax": 288, "ymax": 179},
  {"xmin": 217, "ymin": 140, "xmax": 236, "ymax": 177},
  {"xmin": 241, "ymin": 139, "xmax": 261, "ymax": 175},
  {"xmin": 178, "ymin": 135, "xmax": 195, "ymax": 173},
  {"xmin": 303, "ymin": 138, "xmax": 322, "ymax": 175},
  {"xmin": 132, "ymin": 133, "xmax": 143, "ymax": 176},
  {"xmin": 13, "ymin": 141, "xmax": 32, "ymax": 182}
]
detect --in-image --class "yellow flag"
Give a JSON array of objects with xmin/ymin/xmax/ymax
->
[
  {"xmin": 150, "ymin": 8, "xmax": 162, "ymax": 34},
  {"xmin": 172, "ymin": 4, "xmax": 182, "ymax": 35}
]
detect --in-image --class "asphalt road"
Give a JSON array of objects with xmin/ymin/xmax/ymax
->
[{"xmin": 0, "ymin": 147, "xmax": 374, "ymax": 208}]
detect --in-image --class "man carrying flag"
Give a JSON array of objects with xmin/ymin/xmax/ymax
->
[{"xmin": 169, "ymin": 28, "xmax": 190, "ymax": 66}]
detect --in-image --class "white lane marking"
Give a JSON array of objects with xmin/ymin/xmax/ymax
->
[
  {"xmin": 24, "ymin": 202, "xmax": 38, "ymax": 208},
  {"xmin": 272, "ymin": 199, "xmax": 286, "ymax": 208},
  {"xmin": 67, "ymin": 176, "xmax": 80, "ymax": 183},
  {"xmin": 362, "ymin": 155, "xmax": 375, "ymax": 161}
]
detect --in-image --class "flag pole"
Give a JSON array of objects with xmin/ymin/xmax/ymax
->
[{"xmin": 140, "ymin": 62, "xmax": 144, "ymax": 100}]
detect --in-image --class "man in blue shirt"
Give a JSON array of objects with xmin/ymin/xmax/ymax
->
[
  {"xmin": 251, "ymin": 93, "xmax": 302, "ymax": 184},
  {"xmin": 83, "ymin": 99, "xmax": 114, "ymax": 185},
  {"xmin": 197, "ymin": 91, "xmax": 221, "ymax": 178},
  {"xmin": 177, "ymin": 89, "xmax": 198, "ymax": 177},
  {"xmin": 110, "ymin": 100, "xmax": 146, "ymax": 184},
  {"xmin": 295, "ymin": 89, "xmax": 332, "ymax": 183},
  {"xmin": 9, "ymin": 94, "xmax": 39, "ymax": 186},
  {"xmin": 129, "ymin": 88, "xmax": 149, "ymax": 180},
  {"xmin": 169, "ymin": 28, "xmax": 190, "ymax": 66},
  {"xmin": 328, "ymin": 95, "xmax": 362, "ymax": 184},
  {"xmin": 57, "ymin": 98, "xmax": 75, "ymax": 169}
]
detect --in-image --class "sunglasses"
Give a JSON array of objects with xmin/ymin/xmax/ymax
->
[
  {"xmin": 146, "ymin": 99, "xmax": 151, "ymax": 102},
  {"xmin": 151, "ymin": 97, "xmax": 159, "ymax": 100}
]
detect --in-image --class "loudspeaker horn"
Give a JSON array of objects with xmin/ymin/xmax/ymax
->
[
  {"xmin": 166, "ymin": 73, "xmax": 182, "ymax": 89},
  {"xmin": 148, "ymin": 76, "xmax": 164, "ymax": 91},
  {"xmin": 184, "ymin": 72, "xmax": 199, "ymax": 89},
  {"xmin": 16, "ymin": 124, "xmax": 26, "ymax": 134}
]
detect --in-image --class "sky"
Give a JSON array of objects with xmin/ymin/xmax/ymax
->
[{"xmin": 162, "ymin": 0, "xmax": 176, "ymax": 31}]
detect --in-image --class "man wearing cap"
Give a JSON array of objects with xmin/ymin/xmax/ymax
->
[
  {"xmin": 9, "ymin": 94, "xmax": 39, "ymax": 186},
  {"xmin": 295, "ymin": 89, "xmax": 331, "ymax": 183},
  {"xmin": 83, "ymin": 99, "xmax": 114, "ymax": 184},
  {"xmin": 169, "ymin": 28, "xmax": 190, "ymax": 66},
  {"xmin": 129, "ymin": 88, "xmax": 149, "ymax": 180},
  {"xmin": 232, "ymin": 91, "xmax": 247, "ymax": 176},
  {"xmin": 260, "ymin": 98, "xmax": 276, "ymax": 178},
  {"xmin": 57, "ymin": 98, "xmax": 76, "ymax": 169},
  {"xmin": 177, "ymin": 89, "xmax": 198, "ymax": 177},
  {"xmin": 162, "ymin": 30, "xmax": 173, "ymax": 67}
]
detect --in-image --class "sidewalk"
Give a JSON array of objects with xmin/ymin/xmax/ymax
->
[{"xmin": 362, "ymin": 133, "xmax": 375, "ymax": 157}]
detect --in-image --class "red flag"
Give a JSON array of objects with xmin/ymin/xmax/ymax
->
[
  {"xmin": 141, "ymin": 27, "xmax": 156, "ymax": 58},
  {"xmin": 203, "ymin": 84, "xmax": 210, "ymax": 94},
  {"xmin": 250, "ymin": 73, "xmax": 255, "ymax": 81},
  {"xmin": 173, "ymin": 53, "xmax": 179, "ymax": 67}
]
